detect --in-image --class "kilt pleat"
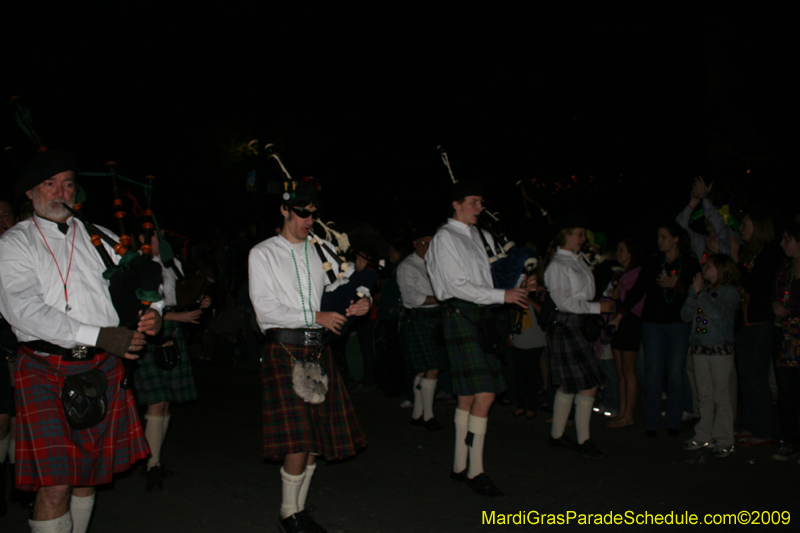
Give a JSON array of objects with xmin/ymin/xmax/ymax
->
[
  {"xmin": 401, "ymin": 314, "xmax": 446, "ymax": 374},
  {"xmin": 547, "ymin": 312, "xmax": 602, "ymax": 393},
  {"xmin": 442, "ymin": 301, "xmax": 506, "ymax": 396},
  {"xmin": 14, "ymin": 348, "xmax": 149, "ymax": 491},
  {"xmin": 134, "ymin": 320, "xmax": 197, "ymax": 405},
  {"xmin": 261, "ymin": 342, "xmax": 366, "ymax": 461}
]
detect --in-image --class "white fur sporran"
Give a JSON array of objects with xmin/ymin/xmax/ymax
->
[{"xmin": 292, "ymin": 359, "xmax": 329, "ymax": 404}]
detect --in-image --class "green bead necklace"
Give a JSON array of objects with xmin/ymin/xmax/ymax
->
[{"xmin": 290, "ymin": 239, "xmax": 314, "ymax": 327}]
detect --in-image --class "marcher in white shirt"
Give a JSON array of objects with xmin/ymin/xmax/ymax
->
[
  {"xmin": 544, "ymin": 218, "xmax": 615, "ymax": 459},
  {"xmin": 397, "ymin": 226, "xmax": 445, "ymax": 431},
  {"xmin": 248, "ymin": 177, "xmax": 369, "ymax": 533},
  {"xmin": 0, "ymin": 151, "xmax": 161, "ymax": 533},
  {"xmin": 427, "ymin": 181, "xmax": 532, "ymax": 498}
]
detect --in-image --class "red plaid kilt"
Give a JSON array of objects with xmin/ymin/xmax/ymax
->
[
  {"xmin": 14, "ymin": 347, "xmax": 149, "ymax": 491},
  {"xmin": 261, "ymin": 341, "xmax": 366, "ymax": 461}
]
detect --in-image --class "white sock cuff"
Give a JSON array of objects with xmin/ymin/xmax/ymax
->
[
  {"xmin": 467, "ymin": 414, "xmax": 488, "ymax": 435},
  {"xmin": 420, "ymin": 377, "xmax": 438, "ymax": 390},
  {"xmin": 144, "ymin": 414, "xmax": 165, "ymax": 422},
  {"xmin": 71, "ymin": 493, "xmax": 95, "ymax": 510},
  {"xmin": 304, "ymin": 462, "xmax": 317, "ymax": 475},
  {"xmin": 454, "ymin": 408, "xmax": 469, "ymax": 426},
  {"xmin": 413, "ymin": 375, "xmax": 423, "ymax": 387},
  {"xmin": 280, "ymin": 467, "xmax": 305, "ymax": 484},
  {"xmin": 574, "ymin": 394, "xmax": 594, "ymax": 407},
  {"xmin": 29, "ymin": 512, "xmax": 73, "ymax": 533}
]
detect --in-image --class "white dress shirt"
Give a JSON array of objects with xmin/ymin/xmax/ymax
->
[
  {"xmin": 0, "ymin": 214, "xmax": 163, "ymax": 349},
  {"xmin": 249, "ymin": 234, "xmax": 343, "ymax": 331},
  {"xmin": 426, "ymin": 218, "xmax": 505, "ymax": 306},
  {"xmin": 397, "ymin": 252, "xmax": 438, "ymax": 309},
  {"xmin": 152, "ymin": 255, "xmax": 182, "ymax": 307},
  {"xmin": 544, "ymin": 248, "xmax": 601, "ymax": 315}
]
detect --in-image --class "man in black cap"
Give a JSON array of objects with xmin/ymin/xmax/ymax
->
[
  {"xmin": 397, "ymin": 224, "xmax": 446, "ymax": 430},
  {"xmin": 248, "ymin": 177, "xmax": 369, "ymax": 533},
  {"xmin": 427, "ymin": 181, "xmax": 533, "ymax": 497},
  {"xmin": 0, "ymin": 151, "xmax": 162, "ymax": 533}
]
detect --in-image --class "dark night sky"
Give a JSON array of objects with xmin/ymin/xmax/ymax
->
[{"xmin": 1, "ymin": 5, "xmax": 790, "ymax": 249}]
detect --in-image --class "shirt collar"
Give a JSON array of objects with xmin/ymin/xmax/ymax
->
[{"xmin": 446, "ymin": 218, "xmax": 472, "ymax": 234}]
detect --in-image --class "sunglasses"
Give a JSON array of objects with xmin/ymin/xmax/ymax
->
[{"xmin": 290, "ymin": 206, "xmax": 320, "ymax": 220}]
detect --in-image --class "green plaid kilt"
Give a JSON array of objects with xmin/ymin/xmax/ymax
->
[
  {"xmin": 261, "ymin": 340, "xmax": 366, "ymax": 461},
  {"xmin": 134, "ymin": 320, "xmax": 198, "ymax": 406},
  {"xmin": 547, "ymin": 311, "xmax": 602, "ymax": 393},
  {"xmin": 442, "ymin": 300, "xmax": 506, "ymax": 396},
  {"xmin": 401, "ymin": 309, "xmax": 447, "ymax": 374}
]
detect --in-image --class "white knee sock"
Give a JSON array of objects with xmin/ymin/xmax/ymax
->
[
  {"xmin": 411, "ymin": 376, "xmax": 423, "ymax": 420},
  {"xmin": 279, "ymin": 467, "xmax": 305, "ymax": 519},
  {"xmin": 28, "ymin": 512, "xmax": 72, "ymax": 533},
  {"xmin": 144, "ymin": 414, "xmax": 165, "ymax": 470},
  {"xmin": 574, "ymin": 394, "xmax": 594, "ymax": 445},
  {"xmin": 0, "ymin": 434, "xmax": 9, "ymax": 463},
  {"xmin": 297, "ymin": 462, "xmax": 316, "ymax": 511},
  {"xmin": 71, "ymin": 493, "xmax": 95, "ymax": 533},
  {"xmin": 551, "ymin": 390, "xmax": 575, "ymax": 439},
  {"xmin": 420, "ymin": 378, "xmax": 438, "ymax": 421},
  {"xmin": 466, "ymin": 414, "xmax": 488, "ymax": 479},
  {"xmin": 453, "ymin": 408, "xmax": 469, "ymax": 473}
]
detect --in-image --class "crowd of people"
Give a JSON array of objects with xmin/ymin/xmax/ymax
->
[{"xmin": 1, "ymin": 151, "xmax": 798, "ymax": 533}]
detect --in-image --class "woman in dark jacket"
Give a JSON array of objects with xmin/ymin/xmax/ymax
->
[
  {"xmin": 621, "ymin": 222, "xmax": 700, "ymax": 437},
  {"xmin": 730, "ymin": 209, "xmax": 783, "ymax": 446}
]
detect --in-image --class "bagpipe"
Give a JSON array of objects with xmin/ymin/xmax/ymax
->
[
  {"xmin": 11, "ymin": 96, "xmax": 163, "ymax": 387},
  {"xmin": 262, "ymin": 143, "xmax": 375, "ymax": 336},
  {"xmin": 437, "ymin": 145, "xmax": 537, "ymax": 290}
]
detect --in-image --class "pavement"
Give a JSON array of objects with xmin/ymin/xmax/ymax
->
[{"xmin": 1, "ymin": 360, "xmax": 796, "ymax": 532}]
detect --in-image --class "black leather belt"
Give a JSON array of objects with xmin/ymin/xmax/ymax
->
[
  {"xmin": 23, "ymin": 341, "xmax": 100, "ymax": 362},
  {"xmin": 265, "ymin": 329, "xmax": 328, "ymax": 346}
]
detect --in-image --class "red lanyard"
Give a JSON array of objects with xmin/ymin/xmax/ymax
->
[{"xmin": 33, "ymin": 217, "xmax": 77, "ymax": 313}]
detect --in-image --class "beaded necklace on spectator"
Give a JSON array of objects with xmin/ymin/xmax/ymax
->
[
  {"xmin": 661, "ymin": 253, "xmax": 682, "ymax": 304},
  {"xmin": 694, "ymin": 281, "xmax": 720, "ymax": 335}
]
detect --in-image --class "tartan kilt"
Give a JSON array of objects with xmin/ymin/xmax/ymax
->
[
  {"xmin": 442, "ymin": 300, "xmax": 506, "ymax": 396},
  {"xmin": 134, "ymin": 320, "xmax": 197, "ymax": 406},
  {"xmin": 14, "ymin": 347, "xmax": 149, "ymax": 491},
  {"xmin": 547, "ymin": 311, "xmax": 602, "ymax": 393},
  {"xmin": 261, "ymin": 341, "xmax": 366, "ymax": 461},
  {"xmin": 401, "ymin": 311, "xmax": 447, "ymax": 374}
]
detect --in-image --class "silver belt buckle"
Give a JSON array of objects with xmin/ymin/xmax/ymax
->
[
  {"xmin": 303, "ymin": 330, "xmax": 323, "ymax": 346},
  {"xmin": 71, "ymin": 346, "xmax": 89, "ymax": 360}
]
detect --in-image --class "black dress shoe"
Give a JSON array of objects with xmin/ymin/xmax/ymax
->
[
  {"xmin": 410, "ymin": 417, "xmax": 425, "ymax": 427},
  {"xmin": 466, "ymin": 473, "xmax": 504, "ymax": 498},
  {"xmin": 279, "ymin": 510, "xmax": 326, "ymax": 533},
  {"xmin": 145, "ymin": 467, "xmax": 164, "ymax": 492},
  {"xmin": 578, "ymin": 439, "xmax": 607, "ymax": 459},
  {"xmin": 450, "ymin": 469, "xmax": 468, "ymax": 483},
  {"xmin": 423, "ymin": 418, "xmax": 444, "ymax": 431},
  {"xmin": 549, "ymin": 435, "xmax": 579, "ymax": 451}
]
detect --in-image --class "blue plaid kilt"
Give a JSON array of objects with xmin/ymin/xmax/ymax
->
[
  {"xmin": 134, "ymin": 320, "xmax": 197, "ymax": 406},
  {"xmin": 442, "ymin": 300, "xmax": 506, "ymax": 396},
  {"xmin": 547, "ymin": 311, "xmax": 602, "ymax": 393},
  {"xmin": 261, "ymin": 340, "xmax": 366, "ymax": 461},
  {"xmin": 14, "ymin": 347, "xmax": 149, "ymax": 491},
  {"xmin": 401, "ymin": 309, "xmax": 447, "ymax": 374}
]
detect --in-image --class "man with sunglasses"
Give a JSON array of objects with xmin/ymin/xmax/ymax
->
[{"xmin": 249, "ymin": 177, "xmax": 369, "ymax": 533}]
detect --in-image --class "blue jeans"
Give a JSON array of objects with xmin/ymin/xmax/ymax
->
[
  {"xmin": 642, "ymin": 322, "xmax": 691, "ymax": 431},
  {"xmin": 735, "ymin": 323, "xmax": 775, "ymax": 440}
]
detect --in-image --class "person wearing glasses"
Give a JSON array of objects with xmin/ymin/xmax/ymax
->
[{"xmin": 248, "ymin": 177, "xmax": 370, "ymax": 533}]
